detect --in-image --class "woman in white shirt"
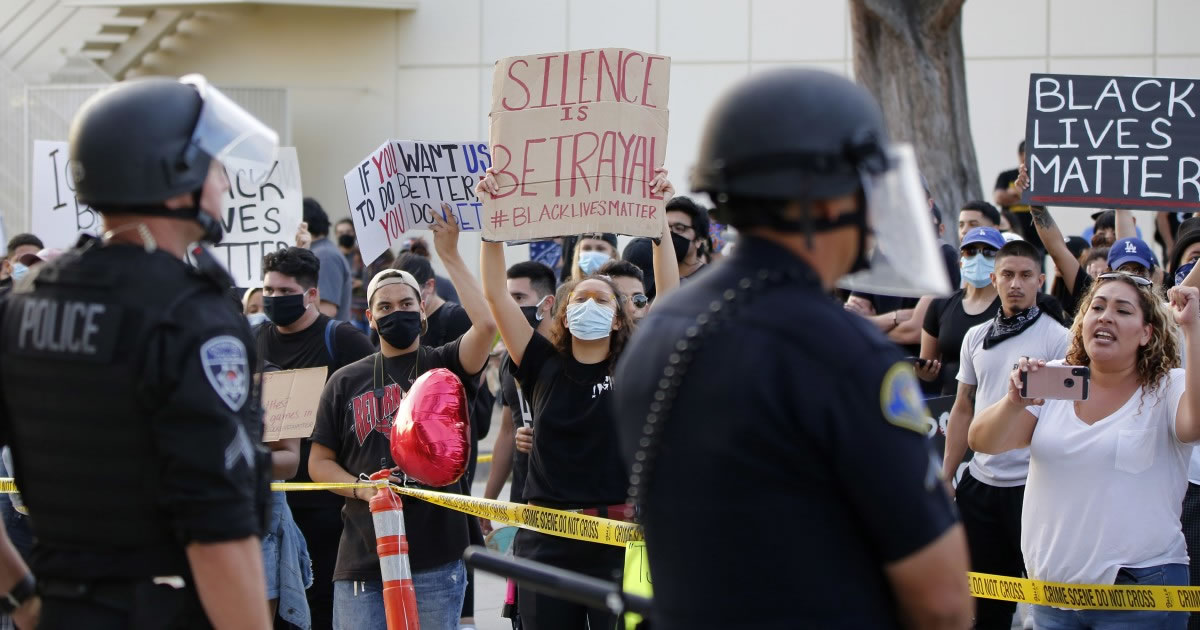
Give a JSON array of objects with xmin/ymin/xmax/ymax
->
[{"xmin": 970, "ymin": 272, "xmax": 1200, "ymax": 629}]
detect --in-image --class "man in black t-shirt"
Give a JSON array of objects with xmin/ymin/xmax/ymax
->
[
  {"xmin": 256, "ymin": 246, "xmax": 376, "ymax": 630},
  {"xmin": 309, "ymin": 211, "xmax": 496, "ymax": 630}
]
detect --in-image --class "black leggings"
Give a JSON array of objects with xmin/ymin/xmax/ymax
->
[{"xmin": 514, "ymin": 529, "xmax": 623, "ymax": 630}]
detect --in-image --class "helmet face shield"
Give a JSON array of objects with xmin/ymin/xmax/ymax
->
[
  {"xmin": 838, "ymin": 144, "xmax": 951, "ymax": 298},
  {"xmin": 180, "ymin": 74, "xmax": 278, "ymax": 184}
]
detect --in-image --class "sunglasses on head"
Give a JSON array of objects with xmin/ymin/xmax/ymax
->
[
  {"xmin": 961, "ymin": 246, "xmax": 997, "ymax": 258},
  {"xmin": 1097, "ymin": 272, "xmax": 1152, "ymax": 287}
]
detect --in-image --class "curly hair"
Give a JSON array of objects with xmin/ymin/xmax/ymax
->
[
  {"xmin": 551, "ymin": 275, "xmax": 634, "ymax": 374},
  {"xmin": 1064, "ymin": 274, "xmax": 1178, "ymax": 395}
]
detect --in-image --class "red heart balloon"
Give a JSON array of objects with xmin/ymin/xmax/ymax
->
[{"xmin": 390, "ymin": 368, "xmax": 471, "ymax": 487}]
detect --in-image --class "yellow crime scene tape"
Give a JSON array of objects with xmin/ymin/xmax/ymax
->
[
  {"xmin": 476, "ymin": 453, "xmax": 493, "ymax": 464},
  {"xmin": 6, "ymin": 477, "xmax": 1197, "ymax": 611},
  {"xmin": 0, "ymin": 478, "xmax": 637, "ymax": 548},
  {"xmin": 965, "ymin": 571, "xmax": 1200, "ymax": 612}
]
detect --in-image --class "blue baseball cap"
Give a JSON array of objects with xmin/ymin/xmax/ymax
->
[
  {"xmin": 960, "ymin": 227, "xmax": 1005, "ymax": 252},
  {"xmin": 1108, "ymin": 237, "xmax": 1155, "ymax": 272}
]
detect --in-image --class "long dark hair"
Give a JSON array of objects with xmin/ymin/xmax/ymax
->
[{"xmin": 551, "ymin": 275, "xmax": 635, "ymax": 373}]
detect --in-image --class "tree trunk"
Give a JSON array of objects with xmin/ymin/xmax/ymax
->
[{"xmin": 850, "ymin": 0, "xmax": 980, "ymax": 238}]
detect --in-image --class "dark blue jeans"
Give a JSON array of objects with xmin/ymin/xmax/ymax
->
[
  {"xmin": 332, "ymin": 560, "xmax": 467, "ymax": 630},
  {"xmin": 1033, "ymin": 564, "xmax": 1189, "ymax": 629}
]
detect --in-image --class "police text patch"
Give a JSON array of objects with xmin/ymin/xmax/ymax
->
[
  {"xmin": 200, "ymin": 336, "xmax": 249, "ymax": 411},
  {"xmin": 880, "ymin": 362, "xmax": 933, "ymax": 434},
  {"xmin": 6, "ymin": 297, "xmax": 122, "ymax": 363}
]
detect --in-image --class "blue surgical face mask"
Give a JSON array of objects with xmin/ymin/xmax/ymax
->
[
  {"xmin": 960, "ymin": 254, "xmax": 995, "ymax": 289},
  {"xmin": 577, "ymin": 250, "xmax": 611, "ymax": 276},
  {"xmin": 565, "ymin": 298, "xmax": 615, "ymax": 341},
  {"xmin": 10, "ymin": 262, "xmax": 28, "ymax": 284},
  {"xmin": 246, "ymin": 312, "xmax": 268, "ymax": 327}
]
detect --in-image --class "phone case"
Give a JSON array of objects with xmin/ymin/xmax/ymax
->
[{"xmin": 1021, "ymin": 365, "xmax": 1090, "ymax": 401}]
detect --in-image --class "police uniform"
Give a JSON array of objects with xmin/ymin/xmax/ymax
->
[
  {"xmin": 613, "ymin": 69, "xmax": 959, "ymax": 629},
  {"xmin": 0, "ymin": 76, "xmax": 274, "ymax": 628},
  {"xmin": 0, "ymin": 241, "xmax": 270, "ymax": 627}
]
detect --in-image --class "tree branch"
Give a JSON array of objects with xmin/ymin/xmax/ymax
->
[{"xmin": 927, "ymin": 0, "xmax": 966, "ymax": 33}]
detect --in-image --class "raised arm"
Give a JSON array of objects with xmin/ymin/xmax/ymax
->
[
  {"xmin": 431, "ymin": 205, "xmax": 497, "ymax": 375},
  {"xmin": 968, "ymin": 358, "xmax": 1043, "ymax": 453},
  {"xmin": 1170, "ymin": 286, "xmax": 1200, "ymax": 442},
  {"xmin": 1030, "ymin": 206, "xmax": 1081, "ymax": 292},
  {"xmin": 1115, "ymin": 210, "xmax": 1136, "ymax": 240},
  {"xmin": 476, "ymin": 173, "xmax": 536, "ymax": 366},
  {"xmin": 649, "ymin": 168, "xmax": 681, "ymax": 298}
]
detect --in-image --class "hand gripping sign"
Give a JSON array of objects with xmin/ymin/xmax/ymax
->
[{"xmin": 482, "ymin": 48, "xmax": 672, "ymax": 242}]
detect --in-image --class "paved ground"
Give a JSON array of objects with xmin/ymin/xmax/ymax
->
[{"xmin": 463, "ymin": 425, "xmax": 515, "ymax": 630}]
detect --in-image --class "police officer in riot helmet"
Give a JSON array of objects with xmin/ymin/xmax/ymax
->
[
  {"xmin": 614, "ymin": 69, "xmax": 973, "ymax": 628},
  {"xmin": 0, "ymin": 76, "xmax": 274, "ymax": 628}
]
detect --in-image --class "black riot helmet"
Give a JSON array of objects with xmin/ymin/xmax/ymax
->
[
  {"xmin": 692, "ymin": 68, "xmax": 888, "ymax": 226},
  {"xmin": 69, "ymin": 75, "xmax": 278, "ymax": 244},
  {"xmin": 692, "ymin": 68, "xmax": 950, "ymax": 297}
]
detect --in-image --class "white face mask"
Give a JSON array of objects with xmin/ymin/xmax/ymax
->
[
  {"xmin": 246, "ymin": 312, "xmax": 268, "ymax": 327},
  {"xmin": 10, "ymin": 263, "xmax": 28, "ymax": 284}
]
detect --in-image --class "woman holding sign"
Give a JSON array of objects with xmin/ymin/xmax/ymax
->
[
  {"xmin": 971, "ymin": 273, "xmax": 1200, "ymax": 629},
  {"xmin": 477, "ymin": 168, "xmax": 674, "ymax": 630}
]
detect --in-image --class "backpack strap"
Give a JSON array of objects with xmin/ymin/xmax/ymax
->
[{"xmin": 324, "ymin": 319, "xmax": 341, "ymax": 363}]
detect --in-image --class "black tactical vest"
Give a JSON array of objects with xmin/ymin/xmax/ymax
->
[{"xmin": 0, "ymin": 243, "xmax": 261, "ymax": 579}]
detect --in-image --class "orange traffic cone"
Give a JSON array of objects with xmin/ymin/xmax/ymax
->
[{"xmin": 369, "ymin": 469, "xmax": 420, "ymax": 630}]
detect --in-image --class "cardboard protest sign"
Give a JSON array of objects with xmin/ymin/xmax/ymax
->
[
  {"xmin": 31, "ymin": 140, "xmax": 99, "ymax": 250},
  {"xmin": 211, "ymin": 147, "xmax": 303, "ymax": 287},
  {"xmin": 33, "ymin": 141, "xmax": 301, "ymax": 287},
  {"xmin": 1024, "ymin": 73, "xmax": 1200, "ymax": 210},
  {"xmin": 483, "ymin": 48, "xmax": 671, "ymax": 241},
  {"xmin": 261, "ymin": 366, "xmax": 327, "ymax": 441},
  {"xmin": 344, "ymin": 140, "xmax": 491, "ymax": 265}
]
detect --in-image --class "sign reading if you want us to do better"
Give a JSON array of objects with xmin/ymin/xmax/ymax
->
[
  {"xmin": 1023, "ymin": 73, "xmax": 1200, "ymax": 210},
  {"xmin": 32, "ymin": 141, "xmax": 303, "ymax": 287},
  {"xmin": 482, "ymin": 48, "xmax": 671, "ymax": 242},
  {"xmin": 343, "ymin": 140, "xmax": 492, "ymax": 266}
]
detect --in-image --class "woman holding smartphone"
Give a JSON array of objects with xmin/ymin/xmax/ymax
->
[{"xmin": 970, "ymin": 272, "xmax": 1200, "ymax": 629}]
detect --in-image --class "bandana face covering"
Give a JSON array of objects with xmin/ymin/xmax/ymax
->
[{"xmin": 983, "ymin": 304, "xmax": 1042, "ymax": 349}]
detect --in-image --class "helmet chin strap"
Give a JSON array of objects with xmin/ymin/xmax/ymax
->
[{"xmin": 190, "ymin": 189, "xmax": 224, "ymax": 244}]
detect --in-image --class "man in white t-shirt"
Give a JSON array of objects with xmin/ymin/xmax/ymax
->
[{"xmin": 942, "ymin": 238, "xmax": 1069, "ymax": 629}]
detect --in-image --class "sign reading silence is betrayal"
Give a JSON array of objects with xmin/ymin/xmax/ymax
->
[
  {"xmin": 32, "ymin": 141, "xmax": 302, "ymax": 287},
  {"xmin": 1024, "ymin": 73, "xmax": 1200, "ymax": 210},
  {"xmin": 482, "ymin": 48, "xmax": 671, "ymax": 242},
  {"xmin": 344, "ymin": 140, "xmax": 491, "ymax": 265}
]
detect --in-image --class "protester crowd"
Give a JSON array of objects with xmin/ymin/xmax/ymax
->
[{"xmin": 4, "ymin": 91, "xmax": 1200, "ymax": 629}]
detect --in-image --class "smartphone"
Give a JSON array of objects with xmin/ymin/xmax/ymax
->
[
  {"xmin": 1021, "ymin": 365, "xmax": 1090, "ymax": 400},
  {"xmin": 905, "ymin": 356, "xmax": 929, "ymax": 369}
]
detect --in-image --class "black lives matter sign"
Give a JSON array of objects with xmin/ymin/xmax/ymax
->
[{"xmin": 1024, "ymin": 73, "xmax": 1200, "ymax": 210}]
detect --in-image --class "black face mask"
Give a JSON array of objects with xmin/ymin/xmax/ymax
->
[
  {"xmin": 262, "ymin": 294, "xmax": 307, "ymax": 327},
  {"xmin": 376, "ymin": 310, "xmax": 422, "ymax": 349},
  {"xmin": 670, "ymin": 232, "xmax": 692, "ymax": 264},
  {"xmin": 338, "ymin": 234, "xmax": 356, "ymax": 249},
  {"xmin": 520, "ymin": 305, "xmax": 542, "ymax": 328}
]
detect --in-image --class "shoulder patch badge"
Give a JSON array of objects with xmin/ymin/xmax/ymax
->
[
  {"xmin": 881, "ymin": 362, "xmax": 933, "ymax": 434},
  {"xmin": 201, "ymin": 336, "xmax": 249, "ymax": 411}
]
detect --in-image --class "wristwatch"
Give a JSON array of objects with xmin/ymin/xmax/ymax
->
[{"xmin": 0, "ymin": 574, "xmax": 34, "ymax": 614}]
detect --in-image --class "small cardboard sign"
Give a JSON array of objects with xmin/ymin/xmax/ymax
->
[
  {"xmin": 482, "ymin": 48, "xmax": 671, "ymax": 242},
  {"xmin": 261, "ymin": 366, "xmax": 328, "ymax": 441},
  {"xmin": 344, "ymin": 140, "xmax": 491, "ymax": 265},
  {"xmin": 1024, "ymin": 72, "xmax": 1200, "ymax": 210},
  {"xmin": 31, "ymin": 140, "xmax": 99, "ymax": 250}
]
